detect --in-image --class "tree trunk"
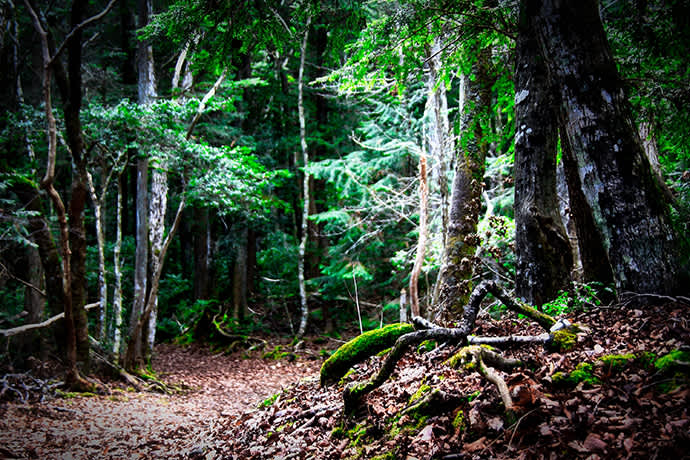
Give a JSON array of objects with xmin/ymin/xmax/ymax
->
[
  {"xmin": 12, "ymin": 181, "xmax": 64, "ymax": 318},
  {"xmin": 513, "ymin": 5, "xmax": 573, "ymax": 306},
  {"xmin": 559, "ymin": 126, "xmax": 614, "ymax": 285},
  {"xmin": 146, "ymin": 161, "xmax": 167, "ymax": 359},
  {"xmin": 426, "ymin": 34, "xmax": 453, "ymax": 309},
  {"xmin": 533, "ymin": 0, "xmax": 682, "ymax": 294},
  {"xmin": 128, "ymin": 0, "xmax": 156, "ymax": 367},
  {"xmin": 112, "ymin": 174, "xmax": 125, "ymax": 358},
  {"xmin": 435, "ymin": 50, "xmax": 492, "ymax": 322},
  {"xmin": 86, "ymin": 172, "xmax": 108, "ymax": 341},
  {"xmin": 232, "ymin": 228, "xmax": 248, "ymax": 321},
  {"xmin": 296, "ymin": 18, "xmax": 311, "ymax": 338},
  {"xmin": 193, "ymin": 207, "xmax": 210, "ymax": 300},
  {"xmin": 129, "ymin": 156, "xmax": 148, "ymax": 363},
  {"xmin": 23, "ymin": 0, "xmax": 80, "ymax": 386},
  {"xmin": 409, "ymin": 155, "xmax": 429, "ymax": 317}
]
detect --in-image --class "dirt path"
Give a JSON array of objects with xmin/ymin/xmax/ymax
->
[{"xmin": 0, "ymin": 343, "xmax": 321, "ymax": 459}]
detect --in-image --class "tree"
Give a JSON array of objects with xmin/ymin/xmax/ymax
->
[
  {"xmin": 532, "ymin": 0, "xmax": 684, "ymax": 294},
  {"xmin": 22, "ymin": 0, "xmax": 117, "ymax": 388},
  {"xmin": 434, "ymin": 49, "xmax": 493, "ymax": 322},
  {"xmin": 513, "ymin": 2, "xmax": 572, "ymax": 306}
]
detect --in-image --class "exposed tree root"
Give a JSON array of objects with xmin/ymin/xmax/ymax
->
[
  {"xmin": 445, "ymin": 345, "xmax": 521, "ymax": 417},
  {"xmin": 338, "ymin": 280, "xmax": 583, "ymax": 413}
]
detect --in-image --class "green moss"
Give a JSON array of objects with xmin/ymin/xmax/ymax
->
[
  {"xmin": 552, "ymin": 362, "xmax": 600, "ymax": 387},
  {"xmin": 654, "ymin": 350, "xmax": 690, "ymax": 373},
  {"xmin": 409, "ymin": 383, "xmax": 431, "ymax": 404},
  {"xmin": 598, "ymin": 353, "xmax": 636, "ymax": 372},
  {"xmin": 258, "ymin": 391, "xmax": 280, "ymax": 408},
  {"xmin": 370, "ymin": 453, "xmax": 394, "ymax": 460},
  {"xmin": 55, "ymin": 390, "xmax": 96, "ymax": 399},
  {"xmin": 331, "ymin": 425, "xmax": 345, "ymax": 438},
  {"xmin": 263, "ymin": 345, "xmax": 297, "ymax": 361},
  {"xmin": 339, "ymin": 368, "xmax": 357, "ymax": 386},
  {"xmin": 320, "ymin": 323, "xmax": 415, "ymax": 386},
  {"xmin": 467, "ymin": 390, "xmax": 481, "ymax": 402},
  {"xmin": 551, "ymin": 328, "xmax": 577, "ymax": 352},
  {"xmin": 417, "ymin": 340, "xmax": 437, "ymax": 354},
  {"xmin": 551, "ymin": 371, "xmax": 568, "ymax": 384},
  {"xmin": 347, "ymin": 422, "xmax": 369, "ymax": 447},
  {"xmin": 636, "ymin": 351, "xmax": 657, "ymax": 368},
  {"xmin": 376, "ymin": 347, "xmax": 392, "ymax": 357},
  {"xmin": 452, "ymin": 410, "xmax": 465, "ymax": 432}
]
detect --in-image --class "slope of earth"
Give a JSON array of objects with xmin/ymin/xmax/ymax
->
[
  {"xmin": 0, "ymin": 342, "xmax": 321, "ymax": 459},
  {"xmin": 214, "ymin": 299, "xmax": 690, "ymax": 459}
]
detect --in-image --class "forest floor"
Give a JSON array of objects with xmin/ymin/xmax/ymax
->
[
  {"xmin": 1, "ymin": 299, "xmax": 689, "ymax": 460},
  {"xmin": 0, "ymin": 340, "xmax": 323, "ymax": 459}
]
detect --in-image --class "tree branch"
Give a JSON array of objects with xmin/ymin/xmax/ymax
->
[{"xmin": 48, "ymin": 0, "xmax": 117, "ymax": 67}]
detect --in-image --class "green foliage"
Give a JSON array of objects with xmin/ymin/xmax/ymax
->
[{"xmin": 541, "ymin": 282, "xmax": 615, "ymax": 317}]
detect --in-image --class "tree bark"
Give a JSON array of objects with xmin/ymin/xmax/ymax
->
[
  {"xmin": 559, "ymin": 126, "xmax": 614, "ymax": 285},
  {"xmin": 435, "ymin": 50, "xmax": 492, "ymax": 322},
  {"xmin": 533, "ymin": 0, "xmax": 682, "ymax": 294},
  {"xmin": 513, "ymin": 5, "xmax": 573, "ymax": 306},
  {"xmin": 112, "ymin": 173, "xmax": 125, "ymax": 358},
  {"xmin": 128, "ymin": 0, "xmax": 156, "ymax": 366},
  {"xmin": 193, "ymin": 207, "xmax": 211, "ymax": 300},
  {"xmin": 409, "ymin": 155, "xmax": 429, "ymax": 317},
  {"xmin": 296, "ymin": 18, "xmax": 311, "ymax": 338}
]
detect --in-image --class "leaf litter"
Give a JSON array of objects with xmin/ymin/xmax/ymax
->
[{"xmin": 0, "ymin": 299, "xmax": 688, "ymax": 459}]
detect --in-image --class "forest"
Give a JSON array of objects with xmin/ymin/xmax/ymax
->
[{"xmin": 1, "ymin": 0, "xmax": 689, "ymax": 458}]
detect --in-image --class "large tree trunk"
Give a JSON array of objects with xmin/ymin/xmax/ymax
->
[
  {"xmin": 435, "ymin": 50, "xmax": 492, "ymax": 322},
  {"xmin": 559, "ymin": 126, "xmax": 615, "ymax": 285},
  {"xmin": 533, "ymin": 0, "xmax": 682, "ymax": 294},
  {"xmin": 513, "ymin": 5, "xmax": 573, "ymax": 306}
]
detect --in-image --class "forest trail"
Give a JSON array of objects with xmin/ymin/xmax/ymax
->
[{"xmin": 0, "ymin": 343, "xmax": 321, "ymax": 459}]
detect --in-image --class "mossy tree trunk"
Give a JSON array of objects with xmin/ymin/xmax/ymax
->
[{"xmin": 435, "ymin": 49, "xmax": 492, "ymax": 322}]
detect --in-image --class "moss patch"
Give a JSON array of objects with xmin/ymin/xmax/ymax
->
[
  {"xmin": 320, "ymin": 323, "xmax": 414, "ymax": 386},
  {"xmin": 654, "ymin": 350, "xmax": 690, "ymax": 373},
  {"xmin": 598, "ymin": 353, "xmax": 636, "ymax": 372},
  {"xmin": 550, "ymin": 328, "xmax": 577, "ymax": 352},
  {"xmin": 552, "ymin": 362, "xmax": 600, "ymax": 387}
]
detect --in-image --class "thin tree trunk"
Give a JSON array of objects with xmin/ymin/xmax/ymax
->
[
  {"xmin": 112, "ymin": 174, "xmax": 124, "ymax": 358},
  {"xmin": 513, "ymin": 5, "xmax": 572, "ymax": 306},
  {"xmin": 409, "ymin": 155, "xmax": 429, "ymax": 317},
  {"xmin": 533, "ymin": 0, "xmax": 682, "ymax": 294},
  {"xmin": 296, "ymin": 18, "xmax": 311, "ymax": 338},
  {"xmin": 86, "ymin": 171, "xmax": 108, "ymax": 341},
  {"xmin": 124, "ymin": 197, "xmax": 185, "ymax": 371},
  {"xmin": 233, "ymin": 227, "xmax": 248, "ymax": 321},
  {"xmin": 146, "ymin": 161, "xmax": 167, "ymax": 359}
]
